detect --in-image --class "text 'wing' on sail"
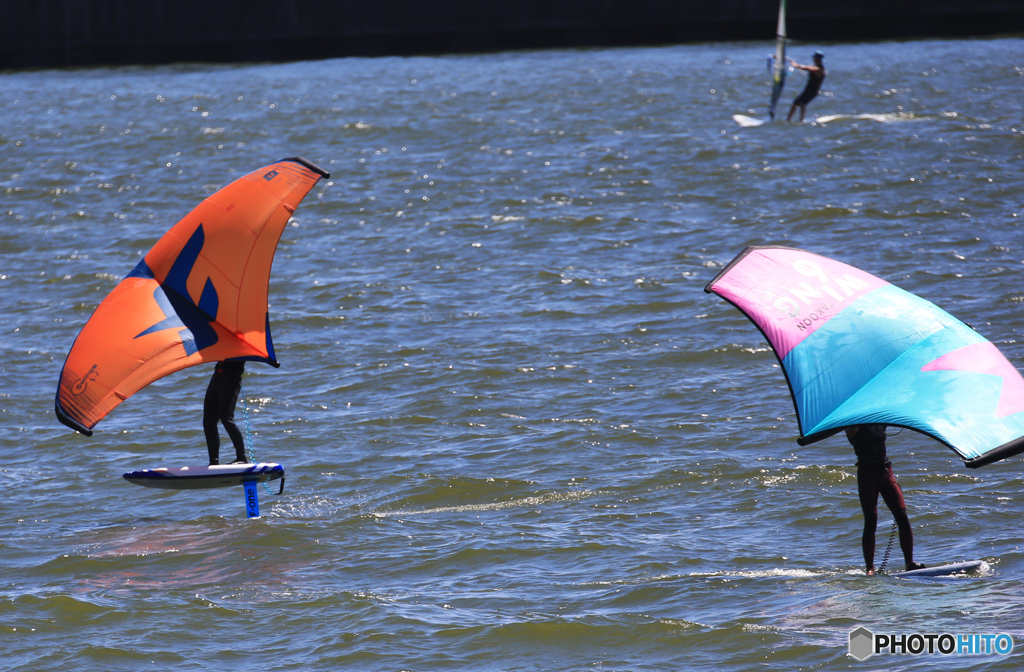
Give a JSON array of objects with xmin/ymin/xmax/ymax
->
[
  {"xmin": 55, "ymin": 157, "xmax": 330, "ymax": 435},
  {"xmin": 704, "ymin": 246, "xmax": 1024, "ymax": 468}
]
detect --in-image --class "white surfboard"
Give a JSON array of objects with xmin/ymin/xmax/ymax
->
[
  {"xmin": 123, "ymin": 463, "xmax": 285, "ymax": 493},
  {"xmin": 889, "ymin": 560, "xmax": 987, "ymax": 578},
  {"xmin": 733, "ymin": 114, "xmax": 767, "ymax": 127}
]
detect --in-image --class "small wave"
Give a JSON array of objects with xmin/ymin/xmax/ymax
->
[
  {"xmin": 692, "ymin": 568, "xmax": 823, "ymax": 579},
  {"xmin": 374, "ymin": 488, "xmax": 594, "ymax": 517},
  {"xmin": 268, "ymin": 494, "xmax": 349, "ymax": 518},
  {"xmin": 815, "ymin": 112, "xmax": 922, "ymax": 124}
]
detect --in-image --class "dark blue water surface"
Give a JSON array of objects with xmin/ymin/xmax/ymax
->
[{"xmin": 2, "ymin": 37, "xmax": 1024, "ymax": 670}]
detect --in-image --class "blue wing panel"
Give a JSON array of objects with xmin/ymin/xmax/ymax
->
[
  {"xmin": 782, "ymin": 285, "xmax": 952, "ymax": 432},
  {"xmin": 784, "ymin": 285, "xmax": 1024, "ymax": 462}
]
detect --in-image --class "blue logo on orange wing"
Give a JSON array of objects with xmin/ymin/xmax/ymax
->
[{"xmin": 132, "ymin": 224, "xmax": 219, "ymax": 356}]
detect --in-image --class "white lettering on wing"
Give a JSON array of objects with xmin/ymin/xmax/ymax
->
[
  {"xmin": 767, "ymin": 260, "xmax": 874, "ymax": 329},
  {"xmin": 774, "ymin": 296, "xmax": 801, "ymax": 317},
  {"xmin": 835, "ymin": 273, "xmax": 869, "ymax": 296},
  {"xmin": 790, "ymin": 281, "xmax": 823, "ymax": 305},
  {"xmin": 793, "ymin": 259, "xmax": 828, "ymax": 283}
]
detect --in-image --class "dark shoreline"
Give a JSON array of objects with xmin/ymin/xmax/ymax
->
[{"xmin": 2, "ymin": 0, "xmax": 1023, "ymax": 70}]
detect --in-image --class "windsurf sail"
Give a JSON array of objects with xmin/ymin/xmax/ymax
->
[
  {"xmin": 705, "ymin": 246, "xmax": 1024, "ymax": 468},
  {"xmin": 55, "ymin": 157, "xmax": 329, "ymax": 436},
  {"xmin": 768, "ymin": 0, "xmax": 787, "ymax": 120}
]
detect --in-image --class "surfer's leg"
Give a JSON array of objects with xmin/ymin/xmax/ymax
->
[
  {"xmin": 219, "ymin": 382, "xmax": 246, "ymax": 462},
  {"xmin": 892, "ymin": 508, "xmax": 916, "ymax": 569},
  {"xmin": 203, "ymin": 386, "xmax": 221, "ymax": 465},
  {"xmin": 224, "ymin": 421, "xmax": 246, "ymax": 462},
  {"xmin": 857, "ymin": 469, "xmax": 880, "ymax": 574},
  {"xmin": 787, "ymin": 103, "xmax": 797, "ymax": 122},
  {"xmin": 879, "ymin": 469, "xmax": 917, "ymax": 568}
]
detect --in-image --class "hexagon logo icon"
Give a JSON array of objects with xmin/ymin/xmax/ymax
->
[{"xmin": 849, "ymin": 626, "xmax": 875, "ymax": 661}]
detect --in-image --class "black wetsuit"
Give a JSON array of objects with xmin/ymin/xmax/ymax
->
[
  {"xmin": 203, "ymin": 361, "xmax": 246, "ymax": 465},
  {"xmin": 794, "ymin": 67, "xmax": 825, "ymax": 106},
  {"xmin": 851, "ymin": 424, "xmax": 905, "ymax": 513},
  {"xmin": 848, "ymin": 424, "xmax": 916, "ymax": 571},
  {"xmin": 850, "ymin": 424, "xmax": 889, "ymax": 469}
]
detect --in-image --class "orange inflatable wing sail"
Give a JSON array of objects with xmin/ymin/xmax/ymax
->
[{"xmin": 56, "ymin": 157, "xmax": 329, "ymax": 436}]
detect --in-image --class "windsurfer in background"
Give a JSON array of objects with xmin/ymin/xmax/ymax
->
[
  {"xmin": 786, "ymin": 51, "xmax": 826, "ymax": 122},
  {"xmin": 204, "ymin": 360, "xmax": 248, "ymax": 465},
  {"xmin": 847, "ymin": 424, "xmax": 925, "ymax": 575}
]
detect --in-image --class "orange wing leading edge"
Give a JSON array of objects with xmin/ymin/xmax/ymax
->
[{"xmin": 56, "ymin": 157, "xmax": 330, "ymax": 436}]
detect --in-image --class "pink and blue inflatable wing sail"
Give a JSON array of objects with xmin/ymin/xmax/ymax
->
[{"xmin": 704, "ymin": 246, "xmax": 1024, "ymax": 468}]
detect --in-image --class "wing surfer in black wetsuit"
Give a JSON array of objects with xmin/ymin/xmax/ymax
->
[
  {"xmin": 786, "ymin": 51, "xmax": 826, "ymax": 122},
  {"xmin": 847, "ymin": 424, "xmax": 925, "ymax": 575},
  {"xmin": 204, "ymin": 360, "xmax": 248, "ymax": 465}
]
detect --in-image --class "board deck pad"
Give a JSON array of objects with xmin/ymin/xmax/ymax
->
[
  {"xmin": 123, "ymin": 463, "xmax": 285, "ymax": 493},
  {"xmin": 889, "ymin": 560, "xmax": 986, "ymax": 578}
]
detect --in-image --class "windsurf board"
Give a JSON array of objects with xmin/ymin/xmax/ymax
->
[{"xmin": 733, "ymin": 114, "xmax": 767, "ymax": 127}]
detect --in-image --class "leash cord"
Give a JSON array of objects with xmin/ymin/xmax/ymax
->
[
  {"xmin": 878, "ymin": 519, "xmax": 897, "ymax": 573},
  {"xmin": 240, "ymin": 384, "xmax": 276, "ymax": 496}
]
